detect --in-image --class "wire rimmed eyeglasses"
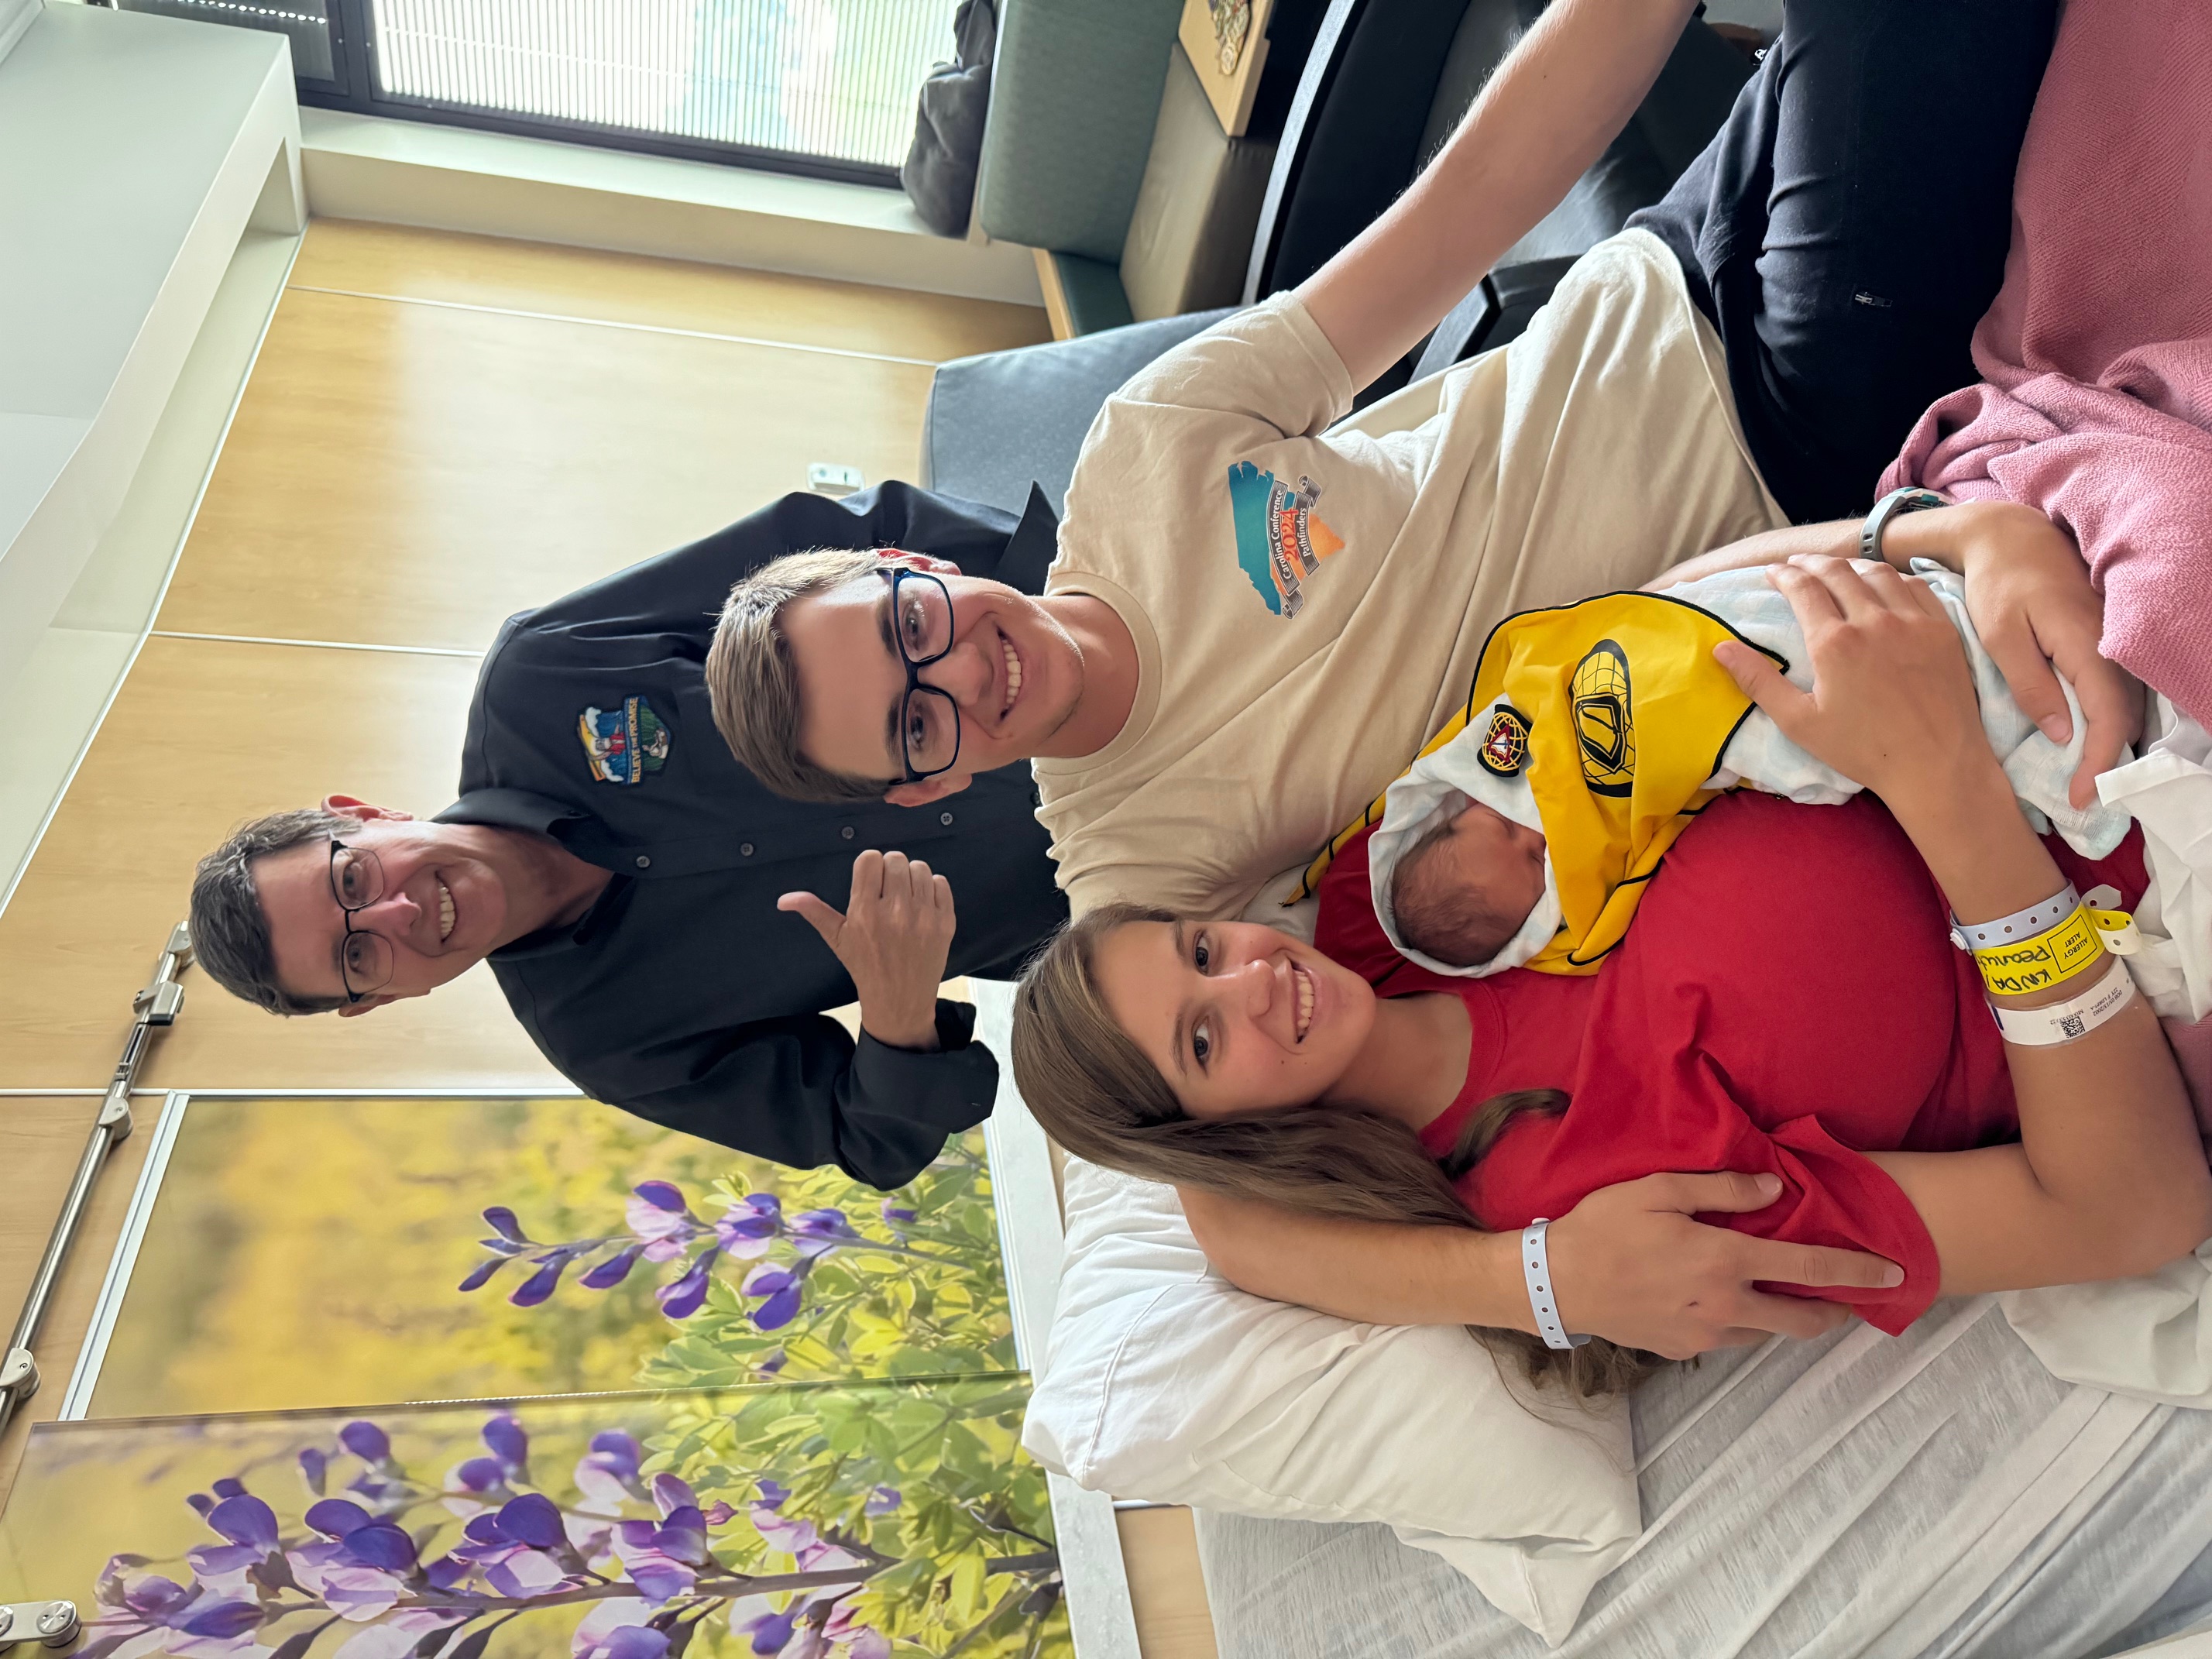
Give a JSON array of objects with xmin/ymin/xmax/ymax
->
[{"xmin": 328, "ymin": 839, "xmax": 393, "ymax": 1003}]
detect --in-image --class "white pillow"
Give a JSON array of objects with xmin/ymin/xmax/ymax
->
[{"xmin": 1018, "ymin": 1158, "xmax": 1642, "ymax": 1645}]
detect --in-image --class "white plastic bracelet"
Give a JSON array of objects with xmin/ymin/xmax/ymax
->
[
  {"xmin": 1989, "ymin": 952, "xmax": 2138, "ymax": 1046},
  {"xmin": 1521, "ymin": 1219, "xmax": 1590, "ymax": 1352},
  {"xmin": 1951, "ymin": 884, "xmax": 2080, "ymax": 953},
  {"xmin": 1860, "ymin": 486, "xmax": 1948, "ymax": 566}
]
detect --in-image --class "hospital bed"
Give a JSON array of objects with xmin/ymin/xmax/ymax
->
[
  {"xmin": 975, "ymin": 979, "xmax": 2212, "ymax": 1658},
  {"xmin": 1197, "ymin": 1300, "xmax": 2212, "ymax": 1657}
]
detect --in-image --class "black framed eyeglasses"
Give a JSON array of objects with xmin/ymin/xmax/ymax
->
[
  {"xmin": 879, "ymin": 568, "xmax": 963, "ymax": 783},
  {"xmin": 328, "ymin": 839, "xmax": 394, "ymax": 1003}
]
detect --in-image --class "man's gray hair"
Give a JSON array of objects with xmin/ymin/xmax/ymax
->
[
  {"xmin": 190, "ymin": 806, "xmax": 359, "ymax": 1016},
  {"xmin": 706, "ymin": 546, "xmax": 907, "ymax": 804}
]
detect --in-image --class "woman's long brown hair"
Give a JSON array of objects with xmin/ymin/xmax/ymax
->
[{"xmin": 1010, "ymin": 903, "xmax": 1664, "ymax": 1400}]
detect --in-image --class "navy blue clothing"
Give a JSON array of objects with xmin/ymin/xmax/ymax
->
[
  {"xmin": 1631, "ymin": 0, "xmax": 2059, "ymax": 525},
  {"xmin": 441, "ymin": 483, "xmax": 1068, "ymax": 1189}
]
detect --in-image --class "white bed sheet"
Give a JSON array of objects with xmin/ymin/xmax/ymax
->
[{"xmin": 1195, "ymin": 1297, "xmax": 2212, "ymax": 1658}]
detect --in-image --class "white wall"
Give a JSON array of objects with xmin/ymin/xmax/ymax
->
[{"xmin": 1702, "ymin": 0, "xmax": 1784, "ymax": 34}]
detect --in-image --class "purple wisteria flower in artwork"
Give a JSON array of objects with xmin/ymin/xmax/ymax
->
[
  {"xmin": 740, "ymin": 1266, "xmax": 802, "ymax": 1331},
  {"xmin": 448, "ymin": 1135, "xmax": 1013, "ymax": 1389},
  {"xmin": 456, "ymin": 1173, "xmax": 988, "ymax": 1343},
  {"xmin": 76, "ymin": 1410, "xmax": 918, "ymax": 1659},
  {"xmin": 573, "ymin": 1431, "xmax": 647, "ymax": 1516},
  {"xmin": 64, "ymin": 1371, "xmax": 1066, "ymax": 1659},
  {"xmin": 717, "ymin": 1194, "xmax": 783, "ymax": 1258}
]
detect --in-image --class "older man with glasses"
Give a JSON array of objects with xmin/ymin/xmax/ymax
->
[{"xmin": 184, "ymin": 483, "xmax": 1070, "ymax": 1190}]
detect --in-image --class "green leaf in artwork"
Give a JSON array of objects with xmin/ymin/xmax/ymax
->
[{"xmin": 948, "ymin": 1553, "xmax": 990, "ymax": 1621}]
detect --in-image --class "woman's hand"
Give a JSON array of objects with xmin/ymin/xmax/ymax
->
[
  {"xmin": 1543, "ymin": 1172, "xmax": 1903, "ymax": 1356},
  {"xmin": 1650, "ymin": 501, "xmax": 2139, "ymax": 809},
  {"xmin": 1713, "ymin": 555, "xmax": 2004, "ymax": 825},
  {"xmin": 1937, "ymin": 500, "xmax": 2142, "ymax": 809}
]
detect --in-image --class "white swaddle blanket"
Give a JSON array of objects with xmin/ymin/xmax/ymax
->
[{"xmin": 1368, "ymin": 559, "xmax": 2133, "ymax": 977}]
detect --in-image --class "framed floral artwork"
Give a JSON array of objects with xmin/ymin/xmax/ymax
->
[
  {"xmin": 10, "ymin": 989, "xmax": 1130, "ymax": 1657},
  {"xmin": 66, "ymin": 1097, "xmax": 1014, "ymax": 1418},
  {"xmin": 0, "ymin": 1385, "xmax": 1069, "ymax": 1659}
]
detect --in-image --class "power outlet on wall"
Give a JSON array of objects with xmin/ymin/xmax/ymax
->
[{"xmin": 807, "ymin": 463, "xmax": 864, "ymax": 496}]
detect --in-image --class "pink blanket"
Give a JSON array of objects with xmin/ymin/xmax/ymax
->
[{"xmin": 1878, "ymin": 0, "xmax": 2212, "ymax": 730}]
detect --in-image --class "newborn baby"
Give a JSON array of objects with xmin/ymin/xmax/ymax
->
[
  {"xmin": 1366, "ymin": 562, "xmax": 2136, "ymax": 976},
  {"xmin": 1391, "ymin": 790, "xmax": 1549, "ymax": 968}
]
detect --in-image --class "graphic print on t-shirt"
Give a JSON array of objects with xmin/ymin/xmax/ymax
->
[{"xmin": 1226, "ymin": 460, "xmax": 1343, "ymax": 618}]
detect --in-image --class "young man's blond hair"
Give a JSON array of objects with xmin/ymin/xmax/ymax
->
[{"xmin": 706, "ymin": 547, "xmax": 902, "ymax": 804}]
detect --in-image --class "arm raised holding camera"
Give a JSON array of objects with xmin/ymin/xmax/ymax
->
[{"xmin": 1299, "ymin": 0, "xmax": 1702, "ymax": 390}]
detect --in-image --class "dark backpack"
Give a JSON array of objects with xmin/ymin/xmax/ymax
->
[{"xmin": 901, "ymin": 0, "xmax": 998, "ymax": 237}]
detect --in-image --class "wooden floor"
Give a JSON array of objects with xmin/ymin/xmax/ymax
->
[{"xmin": 0, "ymin": 222, "xmax": 1216, "ymax": 1656}]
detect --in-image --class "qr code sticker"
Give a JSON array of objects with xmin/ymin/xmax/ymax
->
[{"xmin": 2060, "ymin": 1012, "xmax": 2087, "ymax": 1039}]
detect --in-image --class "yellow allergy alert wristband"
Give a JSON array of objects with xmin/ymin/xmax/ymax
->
[{"xmin": 1973, "ymin": 903, "xmax": 2107, "ymax": 996}]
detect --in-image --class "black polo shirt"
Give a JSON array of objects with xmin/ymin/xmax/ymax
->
[{"xmin": 440, "ymin": 483, "xmax": 1069, "ymax": 1189}]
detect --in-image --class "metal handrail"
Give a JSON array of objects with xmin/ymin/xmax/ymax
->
[
  {"xmin": 0, "ymin": 1602, "xmax": 81, "ymax": 1651},
  {"xmin": 0, "ymin": 922, "xmax": 191, "ymax": 1443}
]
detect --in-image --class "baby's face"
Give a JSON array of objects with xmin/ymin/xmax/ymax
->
[{"xmin": 1427, "ymin": 799, "xmax": 1547, "ymax": 927}]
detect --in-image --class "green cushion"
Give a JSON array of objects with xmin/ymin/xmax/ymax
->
[
  {"xmin": 977, "ymin": 0, "xmax": 1185, "ymax": 262},
  {"xmin": 1050, "ymin": 252, "xmax": 1136, "ymax": 335}
]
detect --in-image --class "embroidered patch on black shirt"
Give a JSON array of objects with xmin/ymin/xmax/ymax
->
[{"xmin": 578, "ymin": 696, "xmax": 670, "ymax": 785}]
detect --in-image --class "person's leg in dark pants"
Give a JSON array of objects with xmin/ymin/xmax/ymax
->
[{"xmin": 1631, "ymin": 0, "xmax": 2059, "ymax": 524}]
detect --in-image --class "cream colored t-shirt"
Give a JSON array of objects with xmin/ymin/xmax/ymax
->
[{"xmin": 1037, "ymin": 228, "xmax": 1788, "ymax": 919}]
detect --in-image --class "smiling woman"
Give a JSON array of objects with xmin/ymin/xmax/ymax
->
[
  {"xmin": 1008, "ymin": 898, "xmax": 1644, "ymax": 1398},
  {"xmin": 1010, "ymin": 903, "xmax": 1486, "ymax": 1198},
  {"xmin": 1089, "ymin": 914, "xmax": 1469, "ymax": 1125}
]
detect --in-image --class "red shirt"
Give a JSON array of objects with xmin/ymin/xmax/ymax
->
[{"xmin": 1314, "ymin": 790, "xmax": 2147, "ymax": 1333}]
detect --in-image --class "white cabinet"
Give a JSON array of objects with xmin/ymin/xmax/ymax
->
[
  {"xmin": 0, "ymin": 0, "xmax": 35, "ymax": 70},
  {"xmin": 0, "ymin": 2, "xmax": 303, "ymax": 904}
]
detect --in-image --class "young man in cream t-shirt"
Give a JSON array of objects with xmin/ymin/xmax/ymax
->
[
  {"xmin": 719, "ymin": 0, "xmax": 2111, "ymax": 922},
  {"xmin": 1035, "ymin": 228, "xmax": 1781, "ymax": 919},
  {"xmin": 713, "ymin": 0, "xmax": 2126, "ymax": 1356}
]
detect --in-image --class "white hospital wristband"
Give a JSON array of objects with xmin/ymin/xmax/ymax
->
[
  {"xmin": 1989, "ymin": 952, "xmax": 2138, "ymax": 1046},
  {"xmin": 1521, "ymin": 1219, "xmax": 1590, "ymax": 1352},
  {"xmin": 1951, "ymin": 883, "xmax": 2080, "ymax": 953},
  {"xmin": 1860, "ymin": 486, "xmax": 1948, "ymax": 566}
]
